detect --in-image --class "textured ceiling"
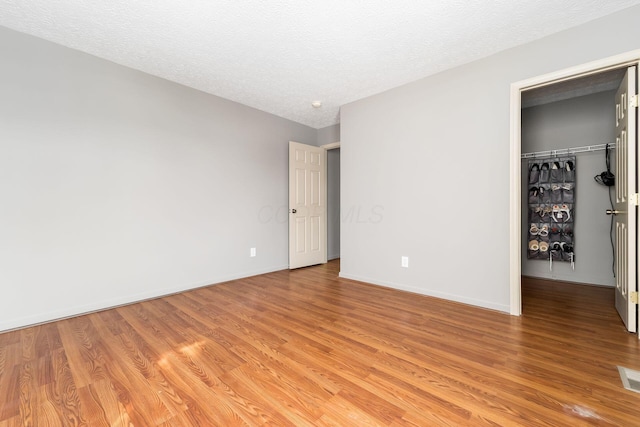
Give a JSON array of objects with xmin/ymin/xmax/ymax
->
[{"xmin": 2, "ymin": 1, "xmax": 640, "ymax": 129}]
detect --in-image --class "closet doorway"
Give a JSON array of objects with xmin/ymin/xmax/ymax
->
[{"xmin": 509, "ymin": 52, "xmax": 640, "ymax": 335}]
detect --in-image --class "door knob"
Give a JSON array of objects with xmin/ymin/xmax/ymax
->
[
  {"xmin": 606, "ymin": 209, "xmax": 621, "ymax": 215},
  {"xmin": 291, "ymin": 209, "xmax": 297, "ymax": 214}
]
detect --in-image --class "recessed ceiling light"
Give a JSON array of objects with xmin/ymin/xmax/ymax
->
[{"xmin": 311, "ymin": 101, "xmax": 322, "ymax": 108}]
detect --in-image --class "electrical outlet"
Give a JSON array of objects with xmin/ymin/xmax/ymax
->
[
  {"xmin": 401, "ymin": 256, "xmax": 409, "ymax": 268},
  {"xmin": 250, "ymin": 247, "xmax": 256, "ymax": 257}
]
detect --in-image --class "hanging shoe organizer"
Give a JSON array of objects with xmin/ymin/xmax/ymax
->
[{"xmin": 527, "ymin": 156, "xmax": 576, "ymax": 267}]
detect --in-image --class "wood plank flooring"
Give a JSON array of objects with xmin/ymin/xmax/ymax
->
[{"xmin": 1, "ymin": 261, "xmax": 639, "ymax": 426}]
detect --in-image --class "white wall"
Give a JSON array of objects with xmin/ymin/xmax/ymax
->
[
  {"xmin": 340, "ymin": 5, "xmax": 640, "ymax": 312},
  {"xmin": 0, "ymin": 26, "xmax": 317, "ymax": 331},
  {"xmin": 521, "ymin": 91, "xmax": 617, "ymax": 286}
]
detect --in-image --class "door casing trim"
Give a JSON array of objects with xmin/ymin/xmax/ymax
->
[
  {"xmin": 509, "ymin": 49, "xmax": 640, "ymax": 317},
  {"xmin": 321, "ymin": 142, "xmax": 340, "ymax": 150}
]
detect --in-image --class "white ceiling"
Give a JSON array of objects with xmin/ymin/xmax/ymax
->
[{"xmin": 2, "ymin": 1, "xmax": 640, "ymax": 129}]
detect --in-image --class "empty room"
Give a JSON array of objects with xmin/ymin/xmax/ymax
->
[{"xmin": 2, "ymin": 1, "xmax": 640, "ymax": 426}]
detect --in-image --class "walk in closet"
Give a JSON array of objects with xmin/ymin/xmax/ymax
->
[{"xmin": 520, "ymin": 68, "xmax": 626, "ymax": 287}]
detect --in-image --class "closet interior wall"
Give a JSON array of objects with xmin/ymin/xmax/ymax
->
[{"xmin": 521, "ymin": 90, "xmax": 616, "ymax": 286}]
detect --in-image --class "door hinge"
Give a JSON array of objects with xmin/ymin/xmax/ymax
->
[
  {"xmin": 631, "ymin": 193, "xmax": 640, "ymax": 206},
  {"xmin": 631, "ymin": 94, "xmax": 639, "ymax": 108},
  {"xmin": 631, "ymin": 292, "xmax": 638, "ymax": 304}
]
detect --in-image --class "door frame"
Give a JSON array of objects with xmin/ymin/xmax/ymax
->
[
  {"xmin": 322, "ymin": 142, "xmax": 341, "ymax": 262},
  {"xmin": 509, "ymin": 50, "xmax": 640, "ymax": 320},
  {"xmin": 321, "ymin": 142, "xmax": 341, "ymax": 150}
]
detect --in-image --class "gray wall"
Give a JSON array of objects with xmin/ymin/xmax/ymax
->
[
  {"xmin": 317, "ymin": 123, "xmax": 340, "ymax": 146},
  {"xmin": 0, "ymin": 26, "xmax": 317, "ymax": 331},
  {"xmin": 340, "ymin": 5, "xmax": 640, "ymax": 312},
  {"xmin": 317, "ymin": 124, "xmax": 341, "ymax": 260},
  {"xmin": 327, "ymin": 148, "xmax": 341, "ymax": 259},
  {"xmin": 521, "ymin": 91, "xmax": 617, "ymax": 286}
]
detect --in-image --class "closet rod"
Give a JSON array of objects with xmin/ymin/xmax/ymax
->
[{"xmin": 521, "ymin": 142, "xmax": 615, "ymax": 159}]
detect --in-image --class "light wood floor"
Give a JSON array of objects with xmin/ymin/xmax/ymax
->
[{"xmin": 1, "ymin": 261, "xmax": 639, "ymax": 426}]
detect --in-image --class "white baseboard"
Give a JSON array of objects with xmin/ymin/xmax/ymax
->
[
  {"xmin": 338, "ymin": 272, "xmax": 510, "ymax": 313},
  {"xmin": 0, "ymin": 264, "xmax": 288, "ymax": 332}
]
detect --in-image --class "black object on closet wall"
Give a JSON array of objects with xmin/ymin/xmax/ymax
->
[{"xmin": 527, "ymin": 156, "xmax": 576, "ymax": 264}]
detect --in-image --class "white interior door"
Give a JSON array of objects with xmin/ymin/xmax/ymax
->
[
  {"xmin": 289, "ymin": 141, "xmax": 327, "ymax": 269},
  {"xmin": 613, "ymin": 66, "xmax": 638, "ymax": 333}
]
